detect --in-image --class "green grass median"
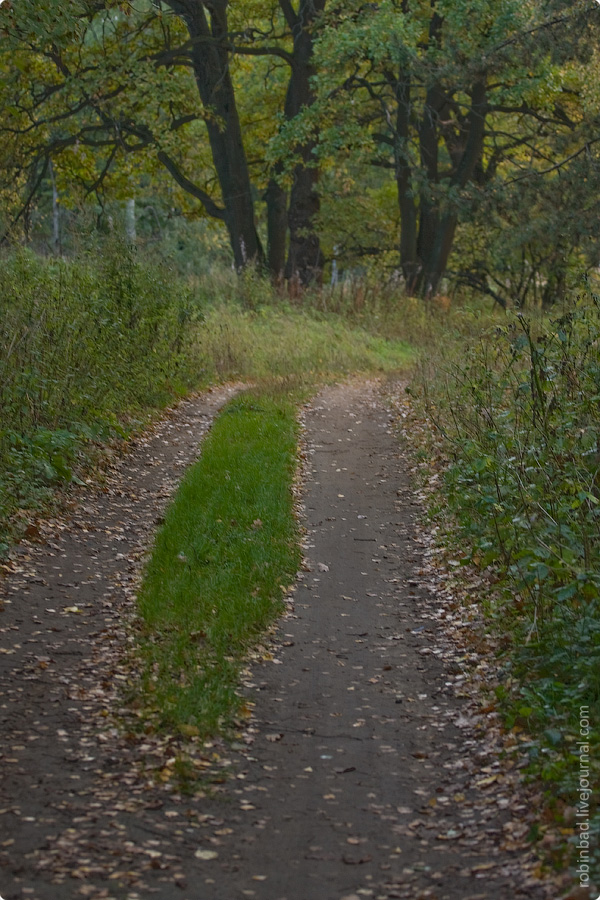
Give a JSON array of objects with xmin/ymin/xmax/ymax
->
[{"xmin": 136, "ymin": 389, "xmax": 301, "ymax": 736}]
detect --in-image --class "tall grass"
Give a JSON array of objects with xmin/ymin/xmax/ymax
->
[
  {"xmin": 0, "ymin": 244, "xmax": 413, "ymax": 553},
  {"xmin": 0, "ymin": 243, "xmax": 201, "ymax": 552}
]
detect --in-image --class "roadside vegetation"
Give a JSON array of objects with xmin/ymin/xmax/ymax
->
[
  {"xmin": 2, "ymin": 0, "xmax": 599, "ymax": 891},
  {"xmin": 0, "ymin": 243, "xmax": 412, "ymax": 557},
  {"xmin": 409, "ymin": 289, "xmax": 600, "ymax": 878},
  {"xmin": 2, "ymin": 229, "xmax": 598, "ymax": 880}
]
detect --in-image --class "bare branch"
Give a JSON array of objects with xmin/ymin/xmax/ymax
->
[
  {"xmin": 503, "ymin": 140, "xmax": 599, "ymax": 186},
  {"xmin": 231, "ymin": 43, "xmax": 294, "ymax": 65}
]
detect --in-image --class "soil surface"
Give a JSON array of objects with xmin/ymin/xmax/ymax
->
[{"xmin": 0, "ymin": 380, "xmax": 555, "ymax": 900}]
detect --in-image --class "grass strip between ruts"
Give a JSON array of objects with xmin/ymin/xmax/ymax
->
[{"xmin": 136, "ymin": 388, "xmax": 301, "ymax": 737}]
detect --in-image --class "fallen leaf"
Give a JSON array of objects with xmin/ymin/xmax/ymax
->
[
  {"xmin": 194, "ymin": 849, "xmax": 218, "ymax": 861},
  {"xmin": 475, "ymin": 775, "xmax": 498, "ymax": 787},
  {"xmin": 179, "ymin": 724, "xmax": 199, "ymax": 737}
]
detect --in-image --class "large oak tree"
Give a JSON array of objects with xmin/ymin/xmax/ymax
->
[{"xmin": 304, "ymin": 0, "xmax": 600, "ymax": 296}]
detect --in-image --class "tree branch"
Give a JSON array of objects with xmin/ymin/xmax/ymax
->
[
  {"xmin": 156, "ymin": 150, "xmax": 226, "ymax": 220},
  {"xmin": 503, "ymin": 140, "xmax": 598, "ymax": 186},
  {"xmin": 84, "ymin": 144, "xmax": 118, "ymax": 197},
  {"xmin": 451, "ymin": 269, "xmax": 508, "ymax": 309},
  {"xmin": 279, "ymin": 0, "xmax": 299, "ymax": 30},
  {"xmin": 1, "ymin": 154, "xmax": 49, "ymax": 243},
  {"xmin": 230, "ymin": 43, "xmax": 294, "ymax": 65}
]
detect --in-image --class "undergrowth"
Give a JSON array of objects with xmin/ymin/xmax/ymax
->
[
  {"xmin": 0, "ymin": 245, "xmax": 412, "ymax": 555},
  {"xmin": 0, "ymin": 243, "xmax": 200, "ymax": 554},
  {"xmin": 414, "ymin": 293, "xmax": 600, "ymax": 879},
  {"xmin": 135, "ymin": 389, "xmax": 301, "ymax": 736}
]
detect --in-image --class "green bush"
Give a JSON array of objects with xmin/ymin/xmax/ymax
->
[
  {"xmin": 0, "ymin": 242, "xmax": 201, "ymax": 550},
  {"xmin": 420, "ymin": 294, "xmax": 600, "ymax": 873}
]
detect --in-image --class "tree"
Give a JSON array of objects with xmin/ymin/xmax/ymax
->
[
  {"xmin": 159, "ymin": 0, "xmax": 328, "ymax": 284},
  {"xmin": 2, "ymin": 0, "xmax": 598, "ymax": 298},
  {"xmin": 304, "ymin": 0, "xmax": 600, "ymax": 297},
  {"xmin": 0, "ymin": 0, "xmax": 265, "ymax": 267},
  {"xmin": 0, "ymin": 0, "xmax": 329, "ymax": 283},
  {"xmin": 158, "ymin": 1, "xmax": 263, "ymax": 268},
  {"xmin": 279, "ymin": 0, "xmax": 326, "ymax": 285}
]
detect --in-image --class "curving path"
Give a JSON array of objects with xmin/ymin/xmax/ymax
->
[{"xmin": 0, "ymin": 380, "xmax": 553, "ymax": 900}]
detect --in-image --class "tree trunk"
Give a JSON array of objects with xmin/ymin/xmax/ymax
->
[
  {"xmin": 281, "ymin": 0, "xmax": 326, "ymax": 286},
  {"xmin": 164, "ymin": 0, "xmax": 263, "ymax": 269},
  {"xmin": 421, "ymin": 214, "xmax": 458, "ymax": 297},
  {"xmin": 420, "ymin": 80, "xmax": 487, "ymax": 296},
  {"xmin": 285, "ymin": 162, "xmax": 322, "ymax": 286},
  {"xmin": 265, "ymin": 176, "xmax": 287, "ymax": 283},
  {"xmin": 395, "ymin": 70, "xmax": 419, "ymax": 292},
  {"xmin": 415, "ymin": 82, "xmax": 446, "ymax": 294}
]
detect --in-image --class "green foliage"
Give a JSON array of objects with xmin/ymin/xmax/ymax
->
[
  {"xmin": 2, "ymin": 0, "xmax": 599, "ymax": 291},
  {"xmin": 0, "ymin": 243, "xmax": 412, "ymax": 554},
  {"xmin": 0, "ymin": 241, "xmax": 202, "ymax": 548},
  {"xmin": 136, "ymin": 389, "xmax": 301, "ymax": 735},
  {"xmin": 419, "ymin": 292, "xmax": 600, "ymax": 871}
]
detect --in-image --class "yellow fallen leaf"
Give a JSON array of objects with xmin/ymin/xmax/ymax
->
[
  {"xmin": 179, "ymin": 724, "xmax": 199, "ymax": 737},
  {"xmin": 475, "ymin": 775, "xmax": 498, "ymax": 787},
  {"xmin": 194, "ymin": 849, "xmax": 218, "ymax": 861}
]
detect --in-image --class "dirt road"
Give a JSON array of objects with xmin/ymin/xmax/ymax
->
[{"xmin": 0, "ymin": 380, "xmax": 552, "ymax": 900}]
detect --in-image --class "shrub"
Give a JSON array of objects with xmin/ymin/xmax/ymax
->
[{"xmin": 418, "ymin": 293, "xmax": 600, "ymax": 874}]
